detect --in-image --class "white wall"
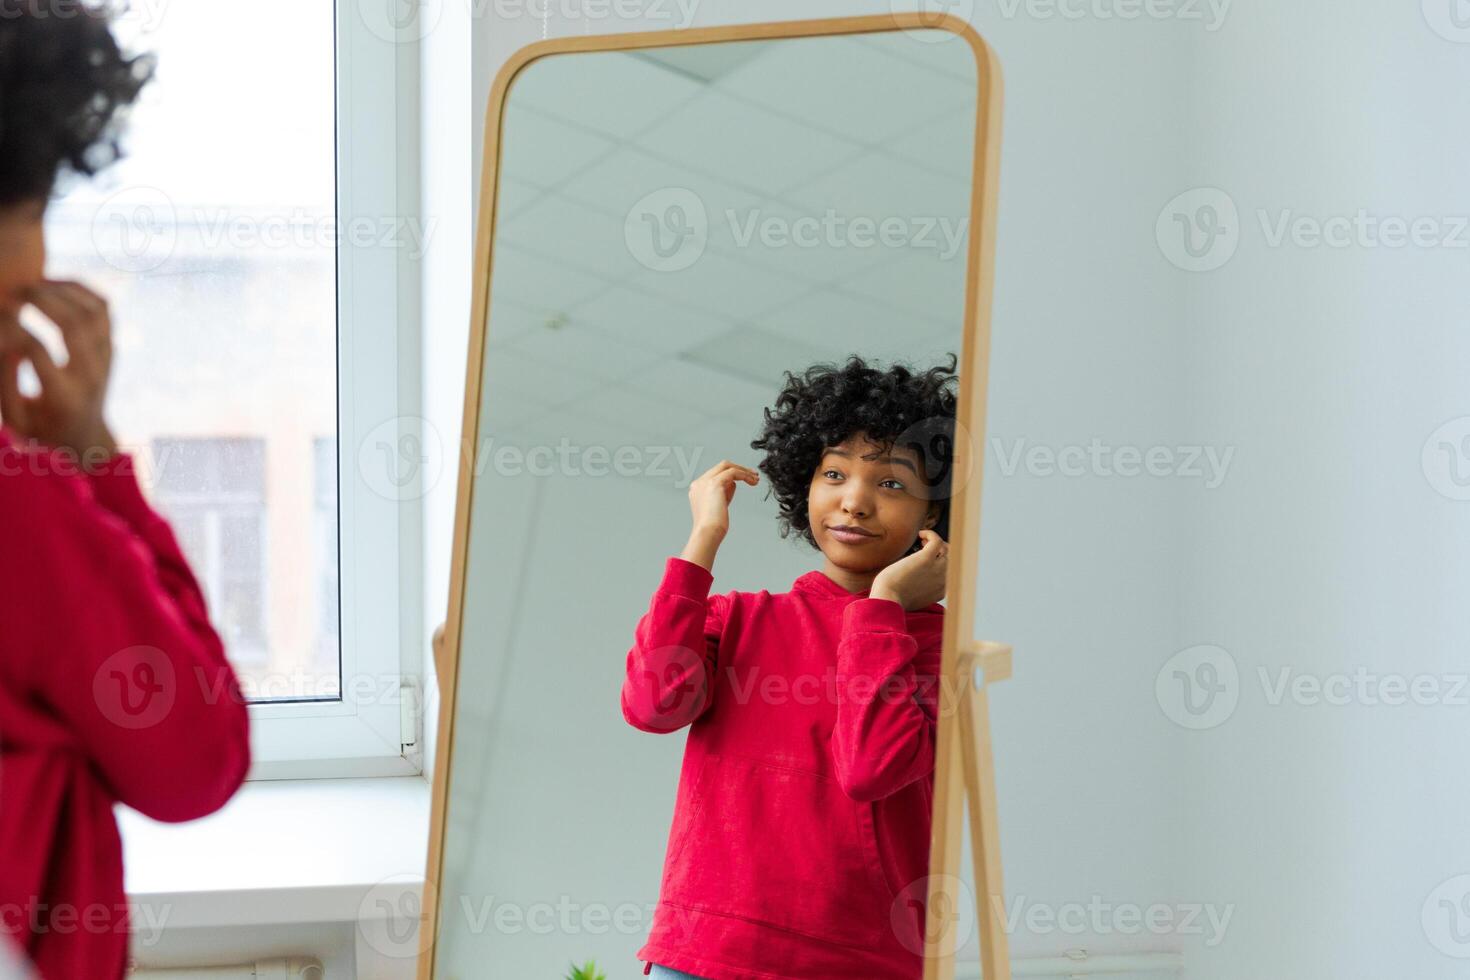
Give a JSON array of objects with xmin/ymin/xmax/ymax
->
[{"xmin": 1178, "ymin": 1, "xmax": 1470, "ymax": 976}]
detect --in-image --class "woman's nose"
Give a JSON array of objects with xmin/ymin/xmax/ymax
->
[{"xmin": 841, "ymin": 484, "xmax": 873, "ymax": 517}]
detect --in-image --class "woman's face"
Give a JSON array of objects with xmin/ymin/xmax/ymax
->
[
  {"xmin": 807, "ymin": 431, "xmax": 941, "ymax": 575},
  {"xmin": 0, "ymin": 200, "xmax": 46, "ymax": 339}
]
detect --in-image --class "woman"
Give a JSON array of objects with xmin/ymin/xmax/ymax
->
[
  {"xmin": 623, "ymin": 355, "xmax": 957, "ymax": 980},
  {"xmin": 0, "ymin": 4, "xmax": 252, "ymax": 977}
]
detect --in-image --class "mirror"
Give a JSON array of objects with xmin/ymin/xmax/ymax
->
[{"xmin": 423, "ymin": 16, "xmax": 1000, "ymax": 979}]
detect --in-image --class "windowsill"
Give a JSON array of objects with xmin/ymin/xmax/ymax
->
[{"xmin": 120, "ymin": 775, "xmax": 431, "ymax": 930}]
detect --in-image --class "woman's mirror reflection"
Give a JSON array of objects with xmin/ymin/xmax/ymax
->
[{"xmin": 432, "ymin": 25, "xmax": 980, "ymax": 980}]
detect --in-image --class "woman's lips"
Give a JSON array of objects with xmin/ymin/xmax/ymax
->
[{"xmin": 828, "ymin": 526, "xmax": 877, "ymax": 545}]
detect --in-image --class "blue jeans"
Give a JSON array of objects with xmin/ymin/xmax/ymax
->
[{"xmin": 648, "ymin": 966, "xmax": 709, "ymax": 980}]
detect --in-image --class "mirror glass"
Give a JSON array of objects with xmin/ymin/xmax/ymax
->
[{"xmin": 434, "ymin": 26, "xmax": 982, "ymax": 978}]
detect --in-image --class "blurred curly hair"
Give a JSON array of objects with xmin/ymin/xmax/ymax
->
[
  {"xmin": 750, "ymin": 352, "xmax": 960, "ymax": 555},
  {"xmin": 0, "ymin": 0, "xmax": 154, "ymax": 207}
]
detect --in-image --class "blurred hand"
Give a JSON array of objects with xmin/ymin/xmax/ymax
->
[
  {"xmin": 871, "ymin": 529, "xmax": 948, "ymax": 610},
  {"xmin": 0, "ymin": 279, "xmax": 117, "ymax": 467}
]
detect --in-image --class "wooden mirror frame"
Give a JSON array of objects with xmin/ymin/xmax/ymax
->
[{"xmin": 418, "ymin": 13, "xmax": 1004, "ymax": 980}]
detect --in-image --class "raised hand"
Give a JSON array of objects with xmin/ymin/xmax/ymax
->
[
  {"xmin": 0, "ymin": 279, "xmax": 117, "ymax": 468},
  {"xmin": 681, "ymin": 459, "xmax": 760, "ymax": 571},
  {"xmin": 870, "ymin": 529, "xmax": 949, "ymax": 610}
]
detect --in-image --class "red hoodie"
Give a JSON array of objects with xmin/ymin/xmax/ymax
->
[
  {"xmin": 622, "ymin": 555, "xmax": 945, "ymax": 980},
  {"xmin": 0, "ymin": 426, "xmax": 251, "ymax": 979}
]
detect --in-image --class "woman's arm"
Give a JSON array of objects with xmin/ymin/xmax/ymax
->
[
  {"xmin": 830, "ymin": 598, "xmax": 942, "ymax": 803},
  {"xmin": 8, "ymin": 449, "xmax": 251, "ymax": 823},
  {"xmin": 620, "ymin": 553, "xmax": 727, "ymax": 735}
]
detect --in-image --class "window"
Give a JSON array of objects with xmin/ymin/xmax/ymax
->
[
  {"xmin": 152, "ymin": 437, "xmax": 270, "ymax": 669},
  {"xmin": 36, "ymin": 3, "xmax": 421, "ymax": 776}
]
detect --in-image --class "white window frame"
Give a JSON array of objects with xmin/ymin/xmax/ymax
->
[{"xmin": 247, "ymin": 2, "xmax": 423, "ymax": 779}]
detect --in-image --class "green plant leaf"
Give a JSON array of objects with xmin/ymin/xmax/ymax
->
[{"xmin": 563, "ymin": 958, "xmax": 606, "ymax": 980}]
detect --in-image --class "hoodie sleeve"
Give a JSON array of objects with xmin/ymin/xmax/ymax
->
[
  {"xmin": 831, "ymin": 597, "xmax": 943, "ymax": 803},
  {"xmin": 10, "ymin": 450, "xmax": 252, "ymax": 823},
  {"xmin": 621, "ymin": 555, "xmax": 727, "ymax": 734}
]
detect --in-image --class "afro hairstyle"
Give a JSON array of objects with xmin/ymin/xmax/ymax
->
[
  {"xmin": 0, "ymin": 0, "xmax": 154, "ymax": 207},
  {"xmin": 749, "ymin": 351, "xmax": 961, "ymax": 556}
]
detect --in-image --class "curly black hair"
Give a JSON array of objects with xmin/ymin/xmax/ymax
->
[
  {"xmin": 750, "ymin": 352, "xmax": 961, "ymax": 555},
  {"xmin": 0, "ymin": 0, "xmax": 154, "ymax": 207}
]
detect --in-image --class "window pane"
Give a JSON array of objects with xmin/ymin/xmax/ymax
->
[{"xmin": 38, "ymin": 3, "xmax": 339, "ymax": 702}]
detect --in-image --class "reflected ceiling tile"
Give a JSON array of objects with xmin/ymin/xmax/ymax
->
[
  {"xmin": 556, "ymin": 145, "xmax": 764, "ymax": 240},
  {"xmin": 708, "ymin": 196, "xmax": 897, "ymax": 287},
  {"xmin": 757, "ymin": 287, "xmax": 951, "ymax": 360},
  {"xmin": 503, "ymin": 318, "xmax": 662, "ymax": 384},
  {"xmin": 886, "ymin": 109, "xmax": 977, "ymax": 181},
  {"xmin": 509, "ymin": 50, "xmax": 705, "ymax": 140},
  {"xmin": 482, "ymin": 346, "xmax": 601, "ymax": 413},
  {"xmin": 714, "ymin": 34, "xmax": 973, "ymax": 145},
  {"xmin": 623, "ymin": 249, "xmax": 808, "ymax": 322},
  {"xmin": 499, "ymin": 103, "xmax": 615, "ymax": 186},
  {"xmin": 633, "ymin": 40, "xmax": 770, "ymax": 84},
  {"xmin": 488, "ymin": 244, "xmax": 610, "ymax": 313},
  {"xmin": 781, "ymin": 153, "xmax": 972, "ymax": 239},
  {"xmin": 496, "ymin": 192, "xmax": 648, "ymax": 282},
  {"xmin": 653, "ymin": 356, "xmax": 775, "ymax": 417},
  {"xmin": 852, "ymin": 30, "xmax": 981, "ymax": 83},
  {"xmin": 512, "ymin": 402, "xmax": 666, "ymax": 453},
  {"xmin": 859, "ymin": 328, "xmax": 964, "ymax": 372},
  {"xmin": 682, "ymin": 325, "xmax": 837, "ymax": 390},
  {"xmin": 637, "ymin": 88, "xmax": 864, "ymax": 193},
  {"xmin": 834, "ymin": 246, "xmax": 971, "ymax": 322},
  {"xmin": 496, "ymin": 176, "xmax": 546, "ymax": 220},
  {"xmin": 557, "ymin": 381, "xmax": 700, "ymax": 444},
  {"xmin": 483, "ymin": 295, "xmax": 566, "ymax": 346},
  {"xmin": 482, "ymin": 384, "xmax": 560, "ymax": 432},
  {"xmin": 566, "ymin": 284, "xmax": 734, "ymax": 356},
  {"xmin": 665, "ymin": 415, "xmax": 767, "ymax": 468}
]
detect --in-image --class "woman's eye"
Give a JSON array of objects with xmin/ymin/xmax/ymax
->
[
  {"xmin": 881, "ymin": 479, "xmax": 904, "ymax": 490},
  {"xmin": 823, "ymin": 469, "xmax": 842, "ymax": 480}
]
